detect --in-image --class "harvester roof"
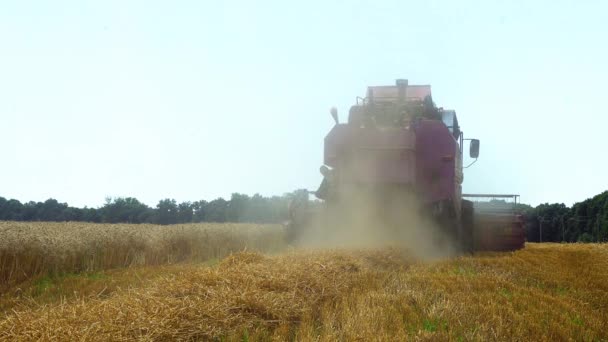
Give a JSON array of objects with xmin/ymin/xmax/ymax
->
[{"xmin": 366, "ymin": 83, "xmax": 432, "ymax": 103}]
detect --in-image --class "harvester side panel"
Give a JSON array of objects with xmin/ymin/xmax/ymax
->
[{"xmin": 414, "ymin": 120, "xmax": 459, "ymax": 205}]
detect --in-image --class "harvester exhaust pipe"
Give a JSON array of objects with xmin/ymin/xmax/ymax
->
[{"xmin": 330, "ymin": 107, "xmax": 339, "ymax": 125}]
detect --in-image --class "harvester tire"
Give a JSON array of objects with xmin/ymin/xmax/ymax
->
[{"xmin": 461, "ymin": 200, "xmax": 475, "ymax": 253}]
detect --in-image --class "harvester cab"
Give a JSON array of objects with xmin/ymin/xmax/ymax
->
[{"xmin": 287, "ymin": 79, "xmax": 525, "ymax": 252}]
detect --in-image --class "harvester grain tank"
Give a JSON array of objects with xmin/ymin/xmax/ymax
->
[{"xmin": 288, "ymin": 79, "xmax": 525, "ymax": 252}]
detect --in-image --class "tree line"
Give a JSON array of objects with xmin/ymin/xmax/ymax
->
[
  {"xmin": 521, "ymin": 190, "xmax": 608, "ymax": 243},
  {"xmin": 0, "ymin": 193, "xmax": 293, "ymax": 225},
  {"xmin": 1, "ymin": 189, "xmax": 607, "ymax": 243}
]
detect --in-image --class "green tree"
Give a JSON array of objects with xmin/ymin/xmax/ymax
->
[
  {"xmin": 177, "ymin": 201, "xmax": 194, "ymax": 223},
  {"xmin": 101, "ymin": 197, "xmax": 152, "ymax": 223},
  {"xmin": 156, "ymin": 198, "xmax": 178, "ymax": 225},
  {"xmin": 205, "ymin": 198, "xmax": 228, "ymax": 222},
  {"xmin": 227, "ymin": 193, "xmax": 249, "ymax": 222},
  {"xmin": 191, "ymin": 200, "xmax": 207, "ymax": 222}
]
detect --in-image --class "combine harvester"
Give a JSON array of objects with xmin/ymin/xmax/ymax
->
[{"xmin": 288, "ymin": 79, "xmax": 525, "ymax": 252}]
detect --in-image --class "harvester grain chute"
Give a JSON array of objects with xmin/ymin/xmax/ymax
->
[{"xmin": 287, "ymin": 79, "xmax": 525, "ymax": 252}]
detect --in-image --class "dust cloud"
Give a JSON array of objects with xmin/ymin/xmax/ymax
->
[{"xmin": 291, "ymin": 189, "xmax": 460, "ymax": 260}]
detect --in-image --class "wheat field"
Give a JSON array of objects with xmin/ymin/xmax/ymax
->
[
  {"xmin": 0, "ymin": 222, "xmax": 607, "ymax": 341},
  {"xmin": 0, "ymin": 221, "xmax": 285, "ymax": 291}
]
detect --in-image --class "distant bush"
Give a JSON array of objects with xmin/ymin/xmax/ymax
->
[{"xmin": 577, "ymin": 233, "xmax": 594, "ymax": 243}]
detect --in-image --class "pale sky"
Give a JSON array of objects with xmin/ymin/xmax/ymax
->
[{"xmin": 1, "ymin": 1, "xmax": 606, "ymax": 208}]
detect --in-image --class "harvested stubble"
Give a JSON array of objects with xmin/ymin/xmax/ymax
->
[
  {"xmin": 1, "ymin": 243, "xmax": 607, "ymax": 341},
  {"xmin": 0, "ymin": 221, "xmax": 284, "ymax": 291},
  {"xmin": 0, "ymin": 249, "xmax": 411, "ymax": 341}
]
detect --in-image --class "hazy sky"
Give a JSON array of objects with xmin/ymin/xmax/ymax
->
[{"xmin": 1, "ymin": 1, "xmax": 606, "ymax": 208}]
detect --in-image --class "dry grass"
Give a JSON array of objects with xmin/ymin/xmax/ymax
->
[
  {"xmin": 0, "ymin": 242, "xmax": 607, "ymax": 341},
  {"xmin": 0, "ymin": 221, "xmax": 285, "ymax": 291}
]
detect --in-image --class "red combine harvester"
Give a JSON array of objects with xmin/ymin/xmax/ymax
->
[{"xmin": 288, "ymin": 79, "xmax": 525, "ymax": 252}]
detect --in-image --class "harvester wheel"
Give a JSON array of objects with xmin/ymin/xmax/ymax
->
[{"xmin": 461, "ymin": 200, "xmax": 475, "ymax": 253}]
